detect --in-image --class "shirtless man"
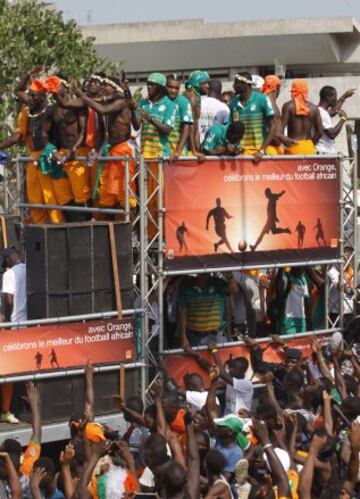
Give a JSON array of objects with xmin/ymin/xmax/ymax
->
[
  {"xmin": 2, "ymin": 72, "xmax": 64, "ymax": 224},
  {"xmin": 45, "ymin": 74, "xmax": 87, "ymax": 221},
  {"xmin": 262, "ymin": 74, "xmax": 296, "ymax": 154},
  {"xmin": 73, "ymin": 76, "xmax": 135, "ymax": 213},
  {"xmin": 184, "ymin": 70, "xmax": 210, "ymax": 158},
  {"xmin": 282, "ymin": 79, "xmax": 323, "ymax": 155},
  {"xmin": 15, "ymin": 66, "xmax": 73, "ymax": 221}
]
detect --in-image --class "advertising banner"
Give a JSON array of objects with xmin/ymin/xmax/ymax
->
[
  {"xmin": 0, "ymin": 318, "xmax": 135, "ymax": 377},
  {"xmin": 163, "ymin": 333, "xmax": 331, "ymax": 387},
  {"xmin": 164, "ymin": 158, "xmax": 340, "ymax": 270}
]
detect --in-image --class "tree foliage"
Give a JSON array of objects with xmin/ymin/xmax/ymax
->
[{"xmin": 0, "ymin": 0, "xmax": 118, "ymax": 137}]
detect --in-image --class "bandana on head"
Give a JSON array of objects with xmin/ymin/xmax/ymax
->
[
  {"xmin": 185, "ymin": 70, "xmax": 210, "ymax": 93},
  {"xmin": 291, "ymin": 79, "xmax": 310, "ymax": 116},
  {"xmin": 234, "ymin": 75, "xmax": 253, "ymax": 85},
  {"xmin": 44, "ymin": 76, "xmax": 70, "ymax": 93},
  {"xmin": 29, "ymin": 80, "xmax": 47, "ymax": 93},
  {"xmin": 102, "ymin": 77, "xmax": 122, "ymax": 92},
  {"xmin": 262, "ymin": 75, "xmax": 282, "ymax": 95}
]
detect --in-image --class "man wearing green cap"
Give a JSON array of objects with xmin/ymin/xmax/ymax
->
[
  {"xmin": 184, "ymin": 70, "xmax": 210, "ymax": 153},
  {"xmin": 132, "ymin": 72, "xmax": 176, "ymax": 235},
  {"xmin": 133, "ymin": 72, "xmax": 176, "ymax": 159}
]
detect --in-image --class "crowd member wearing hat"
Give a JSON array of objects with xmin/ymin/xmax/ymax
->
[
  {"xmin": 262, "ymin": 75, "xmax": 296, "ymax": 155},
  {"xmin": 282, "ymin": 79, "xmax": 323, "ymax": 155},
  {"xmin": 0, "ymin": 69, "xmax": 65, "ymax": 224},
  {"xmin": 1, "ymin": 247, "xmax": 27, "ymax": 424},
  {"xmin": 132, "ymin": 72, "xmax": 177, "ymax": 235},
  {"xmin": 184, "ymin": 70, "xmax": 210, "ymax": 154},
  {"xmin": 229, "ymin": 71, "xmax": 276, "ymax": 163}
]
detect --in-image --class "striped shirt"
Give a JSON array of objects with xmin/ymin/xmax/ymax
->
[
  {"xmin": 138, "ymin": 96, "xmax": 176, "ymax": 159},
  {"xmin": 178, "ymin": 277, "xmax": 227, "ymax": 333},
  {"xmin": 168, "ymin": 94, "xmax": 193, "ymax": 154},
  {"xmin": 229, "ymin": 91, "xmax": 274, "ymax": 151}
]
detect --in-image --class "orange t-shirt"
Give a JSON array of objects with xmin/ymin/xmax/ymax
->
[{"xmin": 19, "ymin": 440, "xmax": 41, "ymax": 477}]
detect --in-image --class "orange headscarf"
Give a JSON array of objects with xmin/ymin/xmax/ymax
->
[
  {"xmin": 29, "ymin": 80, "xmax": 47, "ymax": 93},
  {"xmin": 291, "ymin": 80, "xmax": 310, "ymax": 116},
  {"xmin": 44, "ymin": 76, "xmax": 62, "ymax": 94},
  {"xmin": 262, "ymin": 75, "xmax": 281, "ymax": 95}
]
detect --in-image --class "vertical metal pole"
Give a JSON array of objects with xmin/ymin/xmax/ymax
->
[
  {"xmin": 158, "ymin": 160, "xmax": 165, "ymax": 353},
  {"xmin": 3, "ymin": 160, "xmax": 8, "ymax": 214},
  {"xmin": 352, "ymin": 150, "xmax": 358, "ymax": 314},
  {"xmin": 139, "ymin": 156, "xmax": 148, "ymax": 400},
  {"xmin": 324, "ymin": 264, "xmax": 329, "ymax": 329},
  {"xmin": 15, "ymin": 155, "xmax": 21, "ymax": 217},
  {"xmin": 339, "ymin": 157, "xmax": 345, "ymax": 330},
  {"xmin": 124, "ymin": 158, "xmax": 130, "ymax": 223}
]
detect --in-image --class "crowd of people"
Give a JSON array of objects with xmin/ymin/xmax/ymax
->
[
  {"xmin": 2, "ymin": 331, "xmax": 360, "ymax": 498},
  {"xmin": 0, "ymin": 66, "xmax": 358, "ymax": 497},
  {"xmin": 0, "ymin": 66, "xmax": 355, "ymax": 224}
]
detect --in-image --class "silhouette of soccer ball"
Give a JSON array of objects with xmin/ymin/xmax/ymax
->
[{"xmin": 238, "ymin": 240, "xmax": 247, "ymax": 252}]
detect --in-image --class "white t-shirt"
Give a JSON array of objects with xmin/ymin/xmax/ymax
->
[
  {"xmin": 284, "ymin": 278, "xmax": 309, "ymax": 319},
  {"xmin": 199, "ymin": 96, "xmax": 230, "ymax": 143},
  {"xmin": 225, "ymin": 377, "xmax": 254, "ymax": 414},
  {"xmin": 185, "ymin": 390, "xmax": 219, "ymax": 412},
  {"xmin": 316, "ymin": 107, "xmax": 336, "ymax": 154},
  {"xmin": 2, "ymin": 263, "xmax": 27, "ymax": 322}
]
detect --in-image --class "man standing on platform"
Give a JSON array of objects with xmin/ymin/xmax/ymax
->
[
  {"xmin": 1, "ymin": 247, "xmax": 27, "ymax": 423},
  {"xmin": 316, "ymin": 85, "xmax": 355, "ymax": 154},
  {"xmin": 282, "ymin": 80, "xmax": 323, "ymax": 155},
  {"xmin": 229, "ymin": 72, "xmax": 276, "ymax": 163},
  {"xmin": 74, "ymin": 76, "xmax": 136, "ymax": 215},
  {"xmin": 179, "ymin": 273, "xmax": 238, "ymax": 349}
]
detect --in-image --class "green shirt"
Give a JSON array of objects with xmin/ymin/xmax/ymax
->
[
  {"xmin": 178, "ymin": 277, "xmax": 227, "ymax": 333},
  {"xmin": 168, "ymin": 94, "xmax": 193, "ymax": 154},
  {"xmin": 138, "ymin": 96, "xmax": 176, "ymax": 159},
  {"xmin": 202, "ymin": 123, "xmax": 230, "ymax": 153},
  {"xmin": 229, "ymin": 90, "xmax": 274, "ymax": 151}
]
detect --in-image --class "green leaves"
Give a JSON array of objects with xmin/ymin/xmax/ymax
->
[{"xmin": 0, "ymin": 0, "xmax": 117, "ymax": 142}]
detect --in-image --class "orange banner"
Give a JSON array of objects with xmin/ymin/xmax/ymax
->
[
  {"xmin": 163, "ymin": 333, "xmax": 331, "ymax": 387},
  {"xmin": 0, "ymin": 318, "xmax": 135, "ymax": 377},
  {"xmin": 164, "ymin": 158, "xmax": 340, "ymax": 269}
]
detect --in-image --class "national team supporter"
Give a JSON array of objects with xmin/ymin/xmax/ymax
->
[
  {"xmin": 229, "ymin": 71, "xmax": 276, "ymax": 163},
  {"xmin": 282, "ymin": 79, "xmax": 323, "ymax": 155},
  {"xmin": 199, "ymin": 78, "xmax": 230, "ymax": 143},
  {"xmin": 316, "ymin": 85, "xmax": 355, "ymax": 154}
]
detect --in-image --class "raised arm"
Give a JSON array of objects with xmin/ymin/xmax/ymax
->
[
  {"xmin": 59, "ymin": 444, "xmax": 76, "ymax": 499},
  {"xmin": 298, "ymin": 434, "xmax": 327, "ymax": 499},
  {"xmin": 0, "ymin": 452, "xmax": 21, "ymax": 499},
  {"xmin": 84, "ymin": 360, "xmax": 95, "ymax": 420},
  {"xmin": 24, "ymin": 381, "xmax": 42, "ymax": 443},
  {"xmin": 185, "ymin": 412, "xmax": 200, "ymax": 499}
]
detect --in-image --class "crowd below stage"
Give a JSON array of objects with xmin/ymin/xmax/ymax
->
[
  {"xmin": 0, "ymin": 66, "xmax": 355, "ymax": 224},
  {"xmin": 2, "ymin": 330, "xmax": 360, "ymax": 498}
]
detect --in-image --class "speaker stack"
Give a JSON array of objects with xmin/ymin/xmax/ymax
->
[{"xmin": 19, "ymin": 222, "xmax": 137, "ymax": 423}]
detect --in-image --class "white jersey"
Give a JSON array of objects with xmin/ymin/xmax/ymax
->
[
  {"xmin": 2, "ymin": 262, "xmax": 27, "ymax": 322},
  {"xmin": 199, "ymin": 96, "xmax": 230, "ymax": 143},
  {"xmin": 316, "ymin": 107, "xmax": 336, "ymax": 154}
]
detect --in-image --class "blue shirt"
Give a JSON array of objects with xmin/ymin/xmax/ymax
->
[{"xmin": 215, "ymin": 442, "xmax": 243, "ymax": 473}]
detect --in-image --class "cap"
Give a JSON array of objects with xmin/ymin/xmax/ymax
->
[
  {"xmin": 2, "ymin": 246, "xmax": 17, "ymax": 261},
  {"xmin": 214, "ymin": 415, "xmax": 250, "ymax": 450},
  {"xmin": 263, "ymin": 447, "xmax": 290, "ymax": 473},
  {"xmin": 85, "ymin": 422, "xmax": 105, "ymax": 443},
  {"xmin": 286, "ymin": 348, "xmax": 302, "ymax": 360},
  {"xmin": 147, "ymin": 72, "xmax": 167, "ymax": 87}
]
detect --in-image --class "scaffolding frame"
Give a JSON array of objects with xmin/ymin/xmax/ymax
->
[
  {"xmin": 2, "ymin": 151, "xmax": 358, "ymax": 397},
  {"xmin": 137, "ymin": 154, "xmax": 357, "ymax": 374}
]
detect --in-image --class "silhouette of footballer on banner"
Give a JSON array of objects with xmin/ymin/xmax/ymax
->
[
  {"xmin": 250, "ymin": 188, "xmax": 291, "ymax": 251},
  {"xmin": 176, "ymin": 222, "xmax": 189, "ymax": 253},
  {"xmin": 295, "ymin": 221, "xmax": 306, "ymax": 248},
  {"xmin": 314, "ymin": 218, "xmax": 327, "ymax": 246},
  {"xmin": 206, "ymin": 198, "xmax": 234, "ymax": 253}
]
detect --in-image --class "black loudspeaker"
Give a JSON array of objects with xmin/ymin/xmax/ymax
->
[
  {"xmin": 18, "ymin": 369, "xmax": 141, "ymax": 423},
  {"xmin": 25, "ymin": 222, "xmax": 133, "ymax": 319}
]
